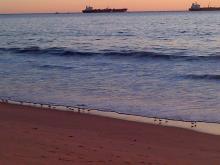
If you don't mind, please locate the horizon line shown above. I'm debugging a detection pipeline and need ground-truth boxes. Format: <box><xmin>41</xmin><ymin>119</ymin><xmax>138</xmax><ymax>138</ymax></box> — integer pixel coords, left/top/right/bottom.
<box><xmin>0</xmin><ymin>10</ymin><xmax>189</xmax><ymax>15</ymax></box>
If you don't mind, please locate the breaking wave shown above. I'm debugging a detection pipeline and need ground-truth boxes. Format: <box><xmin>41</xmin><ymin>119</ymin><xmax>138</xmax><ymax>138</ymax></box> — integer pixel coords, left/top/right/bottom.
<box><xmin>183</xmin><ymin>74</ymin><xmax>220</xmax><ymax>80</ymax></box>
<box><xmin>37</xmin><ymin>64</ymin><xmax>74</xmax><ymax>70</ymax></box>
<box><xmin>1</xmin><ymin>46</ymin><xmax>220</xmax><ymax>61</ymax></box>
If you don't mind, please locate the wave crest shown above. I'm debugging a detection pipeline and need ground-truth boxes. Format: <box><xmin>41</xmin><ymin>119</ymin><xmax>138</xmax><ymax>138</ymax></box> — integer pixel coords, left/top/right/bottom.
<box><xmin>184</xmin><ymin>74</ymin><xmax>220</xmax><ymax>80</ymax></box>
<box><xmin>1</xmin><ymin>46</ymin><xmax>220</xmax><ymax>61</ymax></box>
<box><xmin>38</xmin><ymin>64</ymin><xmax>73</xmax><ymax>70</ymax></box>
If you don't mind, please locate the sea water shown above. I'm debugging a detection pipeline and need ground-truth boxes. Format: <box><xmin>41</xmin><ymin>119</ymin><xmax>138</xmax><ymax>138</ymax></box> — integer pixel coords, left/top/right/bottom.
<box><xmin>1</xmin><ymin>12</ymin><xmax>220</xmax><ymax>122</ymax></box>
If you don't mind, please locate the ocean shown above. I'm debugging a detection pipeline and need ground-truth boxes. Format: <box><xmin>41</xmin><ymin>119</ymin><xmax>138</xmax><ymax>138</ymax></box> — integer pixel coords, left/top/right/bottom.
<box><xmin>1</xmin><ymin>12</ymin><xmax>220</xmax><ymax>122</ymax></box>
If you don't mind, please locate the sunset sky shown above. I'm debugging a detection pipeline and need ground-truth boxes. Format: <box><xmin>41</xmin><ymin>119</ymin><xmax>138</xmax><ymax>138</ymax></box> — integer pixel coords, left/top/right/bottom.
<box><xmin>1</xmin><ymin>0</ymin><xmax>220</xmax><ymax>13</ymax></box>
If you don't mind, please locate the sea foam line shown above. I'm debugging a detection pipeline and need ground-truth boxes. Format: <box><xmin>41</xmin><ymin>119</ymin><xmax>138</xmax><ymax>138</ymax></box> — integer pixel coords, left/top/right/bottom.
<box><xmin>1</xmin><ymin>99</ymin><xmax>220</xmax><ymax>136</ymax></box>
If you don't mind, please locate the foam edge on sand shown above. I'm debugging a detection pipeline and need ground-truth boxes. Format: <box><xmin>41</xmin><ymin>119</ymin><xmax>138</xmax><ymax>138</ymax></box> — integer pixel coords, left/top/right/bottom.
<box><xmin>1</xmin><ymin>99</ymin><xmax>220</xmax><ymax>136</ymax></box>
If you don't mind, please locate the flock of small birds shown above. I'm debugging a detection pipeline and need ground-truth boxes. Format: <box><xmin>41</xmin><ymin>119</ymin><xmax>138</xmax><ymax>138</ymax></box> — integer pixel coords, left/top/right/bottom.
<box><xmin>191</xmin><ymin>121</ymin><xmax>197</xmax><ymax>128</ymax></box>
<box><xmin>1</xmin><ymin>98</ymin><xmax>198</xmax><ymax>129</ymax></box>
<box><xmin>154</xmin><ymin>118</ymin><xmax>169</xmax><ymax>125</ymax></box>
<box><xmin>153</xmin><ymin>117</ymin><xmax>198</xmax><ymax>128</ymax></box>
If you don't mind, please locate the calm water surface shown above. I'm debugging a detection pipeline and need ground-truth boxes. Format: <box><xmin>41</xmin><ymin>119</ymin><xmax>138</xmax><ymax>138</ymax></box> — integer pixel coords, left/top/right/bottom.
<box><xmin>1</xmin><ymin>12</ymin><xmax>220</xmax><ymax>122</ymax></box>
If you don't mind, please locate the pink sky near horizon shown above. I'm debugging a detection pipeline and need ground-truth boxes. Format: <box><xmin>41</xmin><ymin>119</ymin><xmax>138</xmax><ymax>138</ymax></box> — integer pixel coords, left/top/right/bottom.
<box><xmin>0</xmin><ymin>0</ymin><xmax>220</xmax><ymax>13</ymax></box>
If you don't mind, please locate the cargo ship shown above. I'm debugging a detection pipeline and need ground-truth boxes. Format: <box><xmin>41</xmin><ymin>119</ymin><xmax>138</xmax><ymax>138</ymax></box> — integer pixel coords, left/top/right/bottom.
<box><xmin>189</xmin><ymin>2</ymin><xmax>220</xmax><ymax>11</ymax></box>
<box><xmin>82</xmin><ymin>6</ymin><xmax>127</xmax><ymax>13</ymax></box>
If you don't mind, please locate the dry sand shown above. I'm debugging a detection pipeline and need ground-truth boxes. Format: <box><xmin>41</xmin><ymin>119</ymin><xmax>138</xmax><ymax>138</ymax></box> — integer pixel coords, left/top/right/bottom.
<box><xmin>0</xmin><ymin>102</ymin><xmax>220</xmax><ymax>165</ymax></box>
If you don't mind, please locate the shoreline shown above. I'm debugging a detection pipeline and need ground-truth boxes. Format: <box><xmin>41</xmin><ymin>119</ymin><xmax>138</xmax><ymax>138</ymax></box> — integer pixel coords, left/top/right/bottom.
<box><xmin>0</xmin><ymin>101</ymin><xmax>220</xmax><ymax>164</ymax></box>
<box><xmin>1</xmin><ymin>99</ymin><xmax>220</xmax><ymax>136</ymax></box>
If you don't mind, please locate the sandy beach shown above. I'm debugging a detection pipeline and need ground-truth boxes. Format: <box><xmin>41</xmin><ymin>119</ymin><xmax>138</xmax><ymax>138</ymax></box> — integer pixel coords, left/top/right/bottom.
<box><xmin>0</xmin><ymin>102</ymin><xmax>220</xmax><ymax>165</ymax></box>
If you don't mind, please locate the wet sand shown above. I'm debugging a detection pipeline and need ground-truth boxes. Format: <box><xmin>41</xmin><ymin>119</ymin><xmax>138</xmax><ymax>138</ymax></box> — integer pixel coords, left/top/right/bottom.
<box><xmin>0</xmin><ymin>102</ymin><xmax>220</xmax><ymax>164</ymax></box>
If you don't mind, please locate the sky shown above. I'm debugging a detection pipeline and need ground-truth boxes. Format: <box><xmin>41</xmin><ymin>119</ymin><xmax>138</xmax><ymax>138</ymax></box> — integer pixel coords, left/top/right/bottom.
<box><xmin>0</xmin><ymin>0</ymin><xmax>220</xmax><ymax>14</ymax></box>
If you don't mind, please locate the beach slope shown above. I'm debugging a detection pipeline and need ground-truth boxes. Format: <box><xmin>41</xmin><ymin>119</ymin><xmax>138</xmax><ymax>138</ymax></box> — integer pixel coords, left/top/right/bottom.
<box><xmin>0</xmin><ymin>102</ymin><xmax>220</xmax><ymax>164</ymax></box>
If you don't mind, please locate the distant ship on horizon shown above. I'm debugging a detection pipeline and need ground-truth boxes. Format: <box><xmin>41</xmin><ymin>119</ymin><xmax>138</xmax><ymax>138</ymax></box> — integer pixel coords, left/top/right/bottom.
<box><xmin>189</xmin><ymin>2</ymin><xmax>220</xmax><ymax>11</ymax></box>
<box><xmin>82</xmin><ymin>6</ymin><xmax>127</xmax><ymax>13</ymax></box>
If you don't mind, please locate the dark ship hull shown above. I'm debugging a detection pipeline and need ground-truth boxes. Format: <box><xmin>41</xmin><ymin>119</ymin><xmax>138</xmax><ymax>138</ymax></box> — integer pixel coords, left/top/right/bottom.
<box><xmin>189</xmin><ymin>7</ymin><xmax>220</xmax><ymax>11</ymax></box>
<box><xmin>82</xmin><ymin>8</ymin><xmax>127</xmax><ymax>13</ymax></box>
